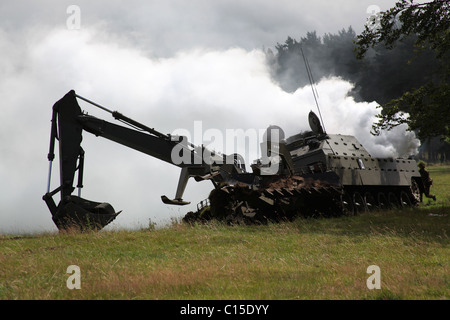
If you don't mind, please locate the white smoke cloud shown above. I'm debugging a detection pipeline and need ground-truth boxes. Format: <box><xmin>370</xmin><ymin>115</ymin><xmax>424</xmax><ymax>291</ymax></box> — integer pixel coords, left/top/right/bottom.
<box><xmin>0</xmin><ymin>26</ymin><xmax>419</xmax><ymax>234</ymax></box>
<box><xmin>290</xmin><ymin>77</ymin><xmax>420</xmax><ymax>158</ymax></box>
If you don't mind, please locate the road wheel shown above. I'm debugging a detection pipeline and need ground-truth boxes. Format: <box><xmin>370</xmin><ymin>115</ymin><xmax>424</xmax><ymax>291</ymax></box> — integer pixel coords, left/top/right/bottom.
<box><xmin>388</xmin><ymin>192</ymin><xmax>401</xmax><ymax>208</ymax></box>
<box><xmin>341</xmin><ymin>192</ymin><xmax>355</xmax><ymax>215</ymax></box>
<box><xmin>377</xmin><ymin>192</ymin><xmax>389</xmax><ymax>209</ymax></box>
<box><xmin>400</xmin><ymin>190</ymin><xmax>413</xmax><ymax>207</ymax></box>
<box><xmin>364</xmin><ymin>192</ymin><xmax>377</xmax><ymax>211</ymax></box>
<box><xmin>353</xmin><ymin>192</ymin><xmax>368</xmax><ymax>214</ymax></box>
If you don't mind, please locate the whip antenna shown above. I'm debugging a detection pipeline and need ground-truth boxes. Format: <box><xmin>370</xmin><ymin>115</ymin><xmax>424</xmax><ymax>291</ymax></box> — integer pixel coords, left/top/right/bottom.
<box><xmin>300</xmin><ymin>46</ymin><xmax>326</xmax><ymax>134</ymax></box>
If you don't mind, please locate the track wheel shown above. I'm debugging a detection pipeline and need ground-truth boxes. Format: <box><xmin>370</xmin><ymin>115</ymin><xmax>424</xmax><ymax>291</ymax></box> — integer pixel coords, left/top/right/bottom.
<box><xmin>377</xmin><ymin>192</ymin><xmax>389</xmax><ymax>210</ymax></box>
<box><xmin>400</xmin><ymin>191</ymin><xmax>413</xmax><ymax>207</ymax></box>
<box><xmin>353</xmin><ymin>192</ymin><xmax>368</xmax><ymax>214</ymax></box>
<box><xmin>388</xmin><ymin>192</ymin><xmax>401</xmax><ymax>208</ymax></box>
<box><xmin>364</xmin><ymin>192</ymin><xmax>377</xmax><ymax>211</ymax></box>
<box><xmin>341</xmin><ymin>192</ymin><xmax>355</xmax><ymax>215</ymax></box>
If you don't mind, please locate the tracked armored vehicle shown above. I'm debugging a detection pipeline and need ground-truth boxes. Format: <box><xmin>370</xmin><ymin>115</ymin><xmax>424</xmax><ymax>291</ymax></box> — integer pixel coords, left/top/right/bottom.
<box><xmin>186</xmin><ymin>111</ymin><xmax>422</xmax><ymax>223</ymax></box>
<box><xmin>44</xmin><ymin>91</ymin><xmax>423</xmax><ymax>230</ymax></box>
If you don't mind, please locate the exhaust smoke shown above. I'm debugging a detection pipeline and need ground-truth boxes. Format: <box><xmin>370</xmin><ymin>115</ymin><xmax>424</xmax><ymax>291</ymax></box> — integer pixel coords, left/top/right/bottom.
<box><xmin>0</xmin><ymin>27</ymin><xmax>419</xmax><ymax>234</ymax></box>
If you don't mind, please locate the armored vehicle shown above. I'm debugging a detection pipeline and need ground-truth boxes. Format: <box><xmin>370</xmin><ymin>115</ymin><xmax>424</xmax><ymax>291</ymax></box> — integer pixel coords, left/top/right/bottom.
<box><xmin>186</xmin><ymin>111</ymin><xmax>422</xmax><ymax>223</ymax></box>
<box><xmin>43</xmin><ymin>91</ymin><xmax>422</xmax><ymax>230</ymax></box>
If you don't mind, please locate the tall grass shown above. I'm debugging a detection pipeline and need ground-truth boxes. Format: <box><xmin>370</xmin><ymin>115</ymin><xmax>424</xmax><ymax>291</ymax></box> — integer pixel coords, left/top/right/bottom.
<box><xmin>0</xmin><ymin>166</ymin><xmax>448</xmax><ymax>300</ymax></box>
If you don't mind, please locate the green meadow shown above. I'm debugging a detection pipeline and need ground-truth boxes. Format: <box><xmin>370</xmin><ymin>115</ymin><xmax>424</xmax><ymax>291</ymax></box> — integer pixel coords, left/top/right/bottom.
<box><xmin>1</xmin><ymin>165</ymin><xmax>448</xmax><ymax>300</ymax></box>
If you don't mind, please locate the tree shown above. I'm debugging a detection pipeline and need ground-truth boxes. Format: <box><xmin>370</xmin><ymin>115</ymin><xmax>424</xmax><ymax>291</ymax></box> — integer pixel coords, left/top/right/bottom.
<box><xmin>354</xmin><ymin>0</ymin><xmax>450</xmax><ymax>141</ymax></box>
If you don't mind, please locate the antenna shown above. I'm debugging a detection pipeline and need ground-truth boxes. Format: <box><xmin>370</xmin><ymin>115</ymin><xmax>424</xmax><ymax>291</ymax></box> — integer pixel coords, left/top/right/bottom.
<box><xmin>300</xmin><ymin>46</ymin><xmax>326</xmax><ymax>134</ymax></box>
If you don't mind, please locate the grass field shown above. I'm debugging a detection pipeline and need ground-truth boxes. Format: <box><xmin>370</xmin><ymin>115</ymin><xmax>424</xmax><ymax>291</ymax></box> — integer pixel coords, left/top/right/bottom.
<box><xmin>0</xmin><ymin>165</ymin><xmax>448</xmax><ymax>300</ymax></box>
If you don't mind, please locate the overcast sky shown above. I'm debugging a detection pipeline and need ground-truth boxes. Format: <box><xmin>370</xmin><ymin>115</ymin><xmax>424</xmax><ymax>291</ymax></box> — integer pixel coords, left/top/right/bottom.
<box><xmin>1</xmin><ymin>0</ymin><xmax>419</xmax><ymax>234</ymax></box>
<box><xmin>0</xmin><ymin>0</ymin><xmax>400</xmax><ymax>55</ymax></box>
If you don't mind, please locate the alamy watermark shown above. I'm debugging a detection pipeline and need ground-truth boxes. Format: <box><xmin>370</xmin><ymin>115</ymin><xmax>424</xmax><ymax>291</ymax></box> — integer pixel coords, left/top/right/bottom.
<box><xmin>169</xmin><ymin>122</ymin><xmax>282</xmax><ymax>175</ymax></box>
<box><xmin>366</xmin><ymin>5</ymin><xmax>382</xmax><ymax>32</ymax></box>
<box><xmin>65</xmin><ymin>264</ymin><xmax>381</xmax><ymax>291</ymax></box>
<box><xmin>66</xmin><ymin>265</ymin><xmax>81</xmax><ymax>289</ymax></box>
<box><xmin>66</xmin><ymin>5</ymin><xmax>81</xmax><ymax>30</ymax></box>
<box><xmin>365</xmin><ymin>4</ymin><xmax>402</xmax><ymax>33</ymax></box>
<box><xmin>366</xmin><ymin>265</ymin><xmax>381</xmax><ymax>290</ymax></box>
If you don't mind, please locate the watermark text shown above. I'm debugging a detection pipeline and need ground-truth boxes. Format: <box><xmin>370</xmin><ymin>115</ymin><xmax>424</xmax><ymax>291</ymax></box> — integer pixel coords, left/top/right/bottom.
<box><xmin>66</xmin><ymin>5</ymin><xmax>81</xmax><ymax>30</ymax></box>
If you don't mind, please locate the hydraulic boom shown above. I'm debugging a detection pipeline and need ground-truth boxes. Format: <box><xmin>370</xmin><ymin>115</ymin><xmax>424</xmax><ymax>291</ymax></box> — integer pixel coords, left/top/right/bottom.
<box><xmin>43</xmin><ymin>90</ymin><xmax>245</xmax><ymax>230</ymax></box>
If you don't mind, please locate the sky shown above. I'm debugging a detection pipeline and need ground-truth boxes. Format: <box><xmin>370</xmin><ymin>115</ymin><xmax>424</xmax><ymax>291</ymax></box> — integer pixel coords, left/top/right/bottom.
<box><xmin>0</xmin><ymin>0</ymin><xmax>420</xmax><ymax>234</ymax></box>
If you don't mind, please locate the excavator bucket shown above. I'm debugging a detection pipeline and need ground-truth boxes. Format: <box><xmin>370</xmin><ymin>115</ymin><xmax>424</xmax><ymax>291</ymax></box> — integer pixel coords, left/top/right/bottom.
<box><xmin>50</xmin><ymin>196</ymin><xmax>121</xmax><ymax>231</ymax></box>
<box><xmin>44</xmin><ymin>90</ymin><xmax>122</xmax><ymax>231</ymax></box>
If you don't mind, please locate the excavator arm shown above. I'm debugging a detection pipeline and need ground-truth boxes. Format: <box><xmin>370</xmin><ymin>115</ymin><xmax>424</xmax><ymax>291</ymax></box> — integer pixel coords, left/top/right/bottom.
<box><xmin>43</xmin><ymin>90</ymin><xmax>222</xmax><ymax>231</ymax></box>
